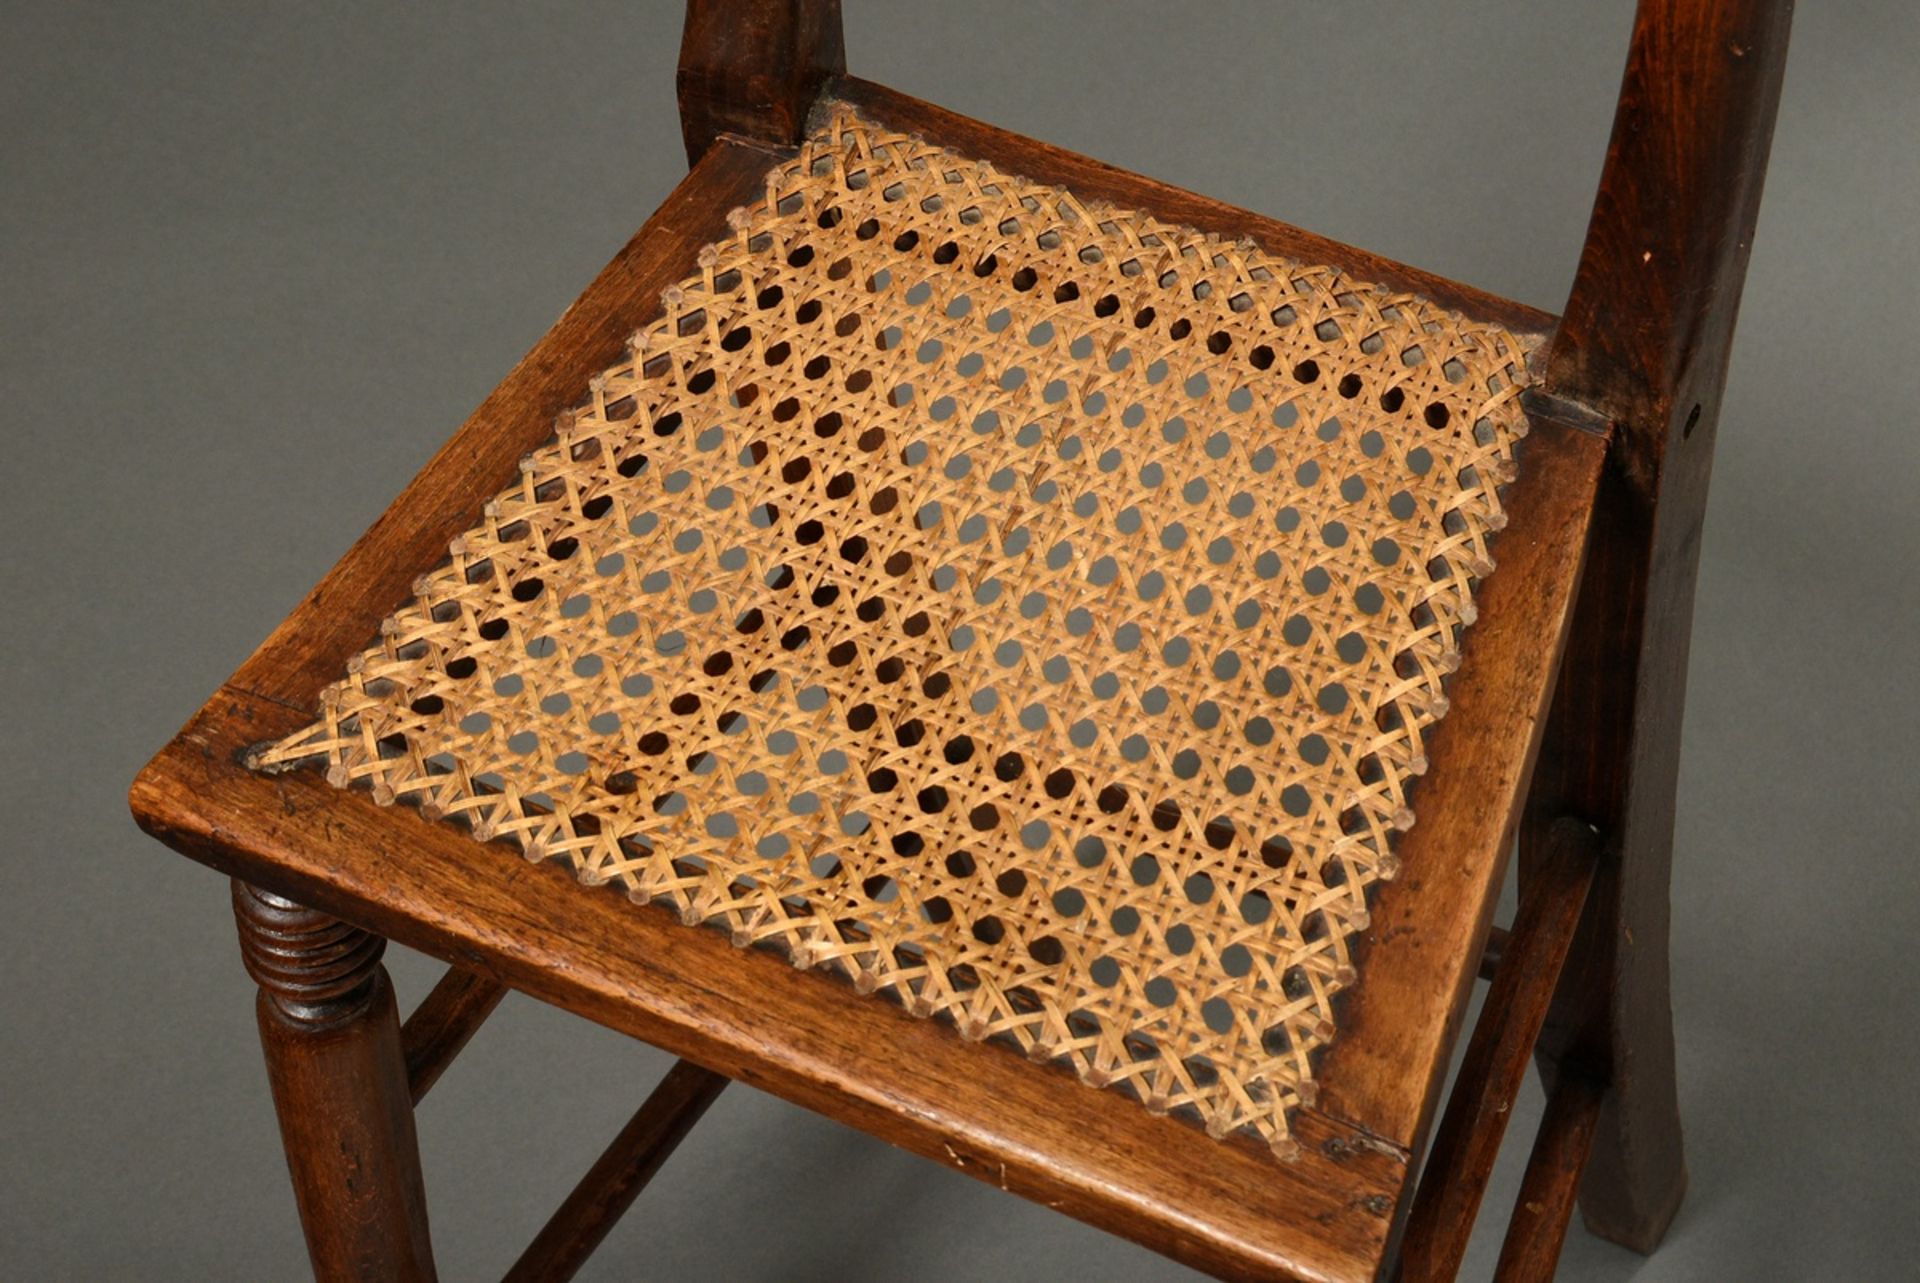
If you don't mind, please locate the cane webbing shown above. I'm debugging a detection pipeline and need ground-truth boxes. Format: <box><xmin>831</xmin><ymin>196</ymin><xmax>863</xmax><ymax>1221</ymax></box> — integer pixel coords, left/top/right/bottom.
<box><xmin>255</xmin><ymin>106</ymin><xmax>1535</xmax><ymax>1154</ymax></box>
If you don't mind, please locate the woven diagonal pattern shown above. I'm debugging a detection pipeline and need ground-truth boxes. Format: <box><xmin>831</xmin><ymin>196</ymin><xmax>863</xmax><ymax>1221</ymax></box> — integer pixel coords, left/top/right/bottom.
<box><xmin>256</xmin><ymin>107</ymin><xmax>1535</xmax><ymax>1154</ymax></box>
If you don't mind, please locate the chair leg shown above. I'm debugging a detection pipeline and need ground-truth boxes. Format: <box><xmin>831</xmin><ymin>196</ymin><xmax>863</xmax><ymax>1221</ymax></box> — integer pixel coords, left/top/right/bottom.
<box><xmin>233</xmin><ymin>880</ymin><xmax>437</xmax><ymax>1281</ymax></box>
<box><xmin>1521</xmin><ymin>471</ymin><xmax>1695</xmax><ymax>1253</ymax></box>
<box><xmin>1540</xmin><ymin>854</ymin><xmax>1687</xmax><ymax>1253</ymax></box>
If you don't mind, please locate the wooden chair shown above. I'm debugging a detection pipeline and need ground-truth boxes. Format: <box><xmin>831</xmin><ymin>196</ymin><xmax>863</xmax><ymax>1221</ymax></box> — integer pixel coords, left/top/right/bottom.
<box><xmin>129</xmin><ymin>3</ymin><xmax>1792</xmax><ymax>1278</ymax></box>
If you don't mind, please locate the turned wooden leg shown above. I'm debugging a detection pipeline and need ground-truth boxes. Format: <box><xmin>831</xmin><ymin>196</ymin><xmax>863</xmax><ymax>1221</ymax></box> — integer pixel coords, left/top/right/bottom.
<box><xmin>233</xmin><ymin>880</ymin><xmax>437</xmax><ymax>1281</ymax></box>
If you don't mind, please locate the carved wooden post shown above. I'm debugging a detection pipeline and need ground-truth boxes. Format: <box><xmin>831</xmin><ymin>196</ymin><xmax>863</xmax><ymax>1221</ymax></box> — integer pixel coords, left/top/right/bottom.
<box><xmin>677</xmin><ymin>0</ymin><xmax>845</xmax><ymax>164</ymax></box>
<box><xmin>233</xmin><ymin>881</ymin><xmax>437</xmax><ymax>1281</ymax></box>
<box><xmin>1527</xmin><ymin>0</ymin><xmax>1792</xmax><ymax>1253</ymax></box>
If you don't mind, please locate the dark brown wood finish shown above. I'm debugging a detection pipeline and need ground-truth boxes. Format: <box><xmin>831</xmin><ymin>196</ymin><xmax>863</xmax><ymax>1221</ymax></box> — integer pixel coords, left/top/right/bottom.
<box><xmin>820</xmin><ymin>72</ymin><xmax>1611</xmax><ymax>1170</ymax></box>
<box><xmin>401</xmin><ymin>966</ymin><xmax>509</xmax><ymax>1105</ymax></box>
<box><xmin>145</xmin><ymin>685</ymin><xmax>1405</xmax><ymax>1282</ymax></box>
<box><xmin>1546</xmin><ymin>0</ymin><xmax>1794</xmax><ymax>447</ymax></box>
<box><xmin>233</xmin><ymin>881</ymin><xmax>436</xmax><ymax>1282</ymax></box>
<box><xmin>503</xmin><ymin>1060</ymin><xmax>730</xmax><ymax>1283</ymax></box>
<box><xmin>1493</xmin><ymin>1074</ymin><xmax>1605</xmax><ymax>1283</ymax></box>
<box><xmin>220</xmin><ymin>62</ymin><xmax>1594</xmax><ymax>1151</ymax></box>
<box><xmin>1395</xmin><ymin>819</ymin><xmax>1598</xmax><ymax>1282</ymax></box>
<box><xmin>136</xmin><ymin>414</ymin><xmax>1605</xmax><ymax>1283</ymax></box>
<box><xmin>128</xmin><ymin>94</ymin><xmax>1616</xmax><ymax>1278</ymax></box>
<box><xmin>819</xmin><ymin>70</ymin><xmax>1607</xmax><ymax>1161</ymax></box>
<box><xmin>127</xmin><ymin>4</ymin><xmax>1797</xmax><ymax>1272</ymax></box>
<box><xmin>1527</xmin><ymin>0</ymin><xmax>1793</xmax><ymax>1252</ymax></box>
<box><xmin>1308</xmin><ymin>416</ymin><xmax>1602</xmax><ymax>1160</ymax></box>
<box><xmin>678</xmin><ymin>0</ymin><xmax>845</xmax><ymax>164</ymax></box>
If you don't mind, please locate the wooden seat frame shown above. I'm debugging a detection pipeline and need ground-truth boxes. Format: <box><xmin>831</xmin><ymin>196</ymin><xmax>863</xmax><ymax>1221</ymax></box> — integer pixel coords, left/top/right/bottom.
<box><xmin>129</xmin><ymin>3</ymin><xmax>1792</xmax><ymax>1279</ymax></box>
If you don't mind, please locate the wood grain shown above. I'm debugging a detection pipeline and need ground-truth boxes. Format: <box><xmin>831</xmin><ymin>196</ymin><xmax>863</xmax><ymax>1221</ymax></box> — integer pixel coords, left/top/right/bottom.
<box><xmin>678</xmin><ymin>0</ymin><xmax>844</xmax><ymax>164</ymax></box>
<box><xmin>140</xmin><ymin>688</ymin><xmax>1406</xmax><ymax>1282</ymax></box>
<box><xmin>120</xmin><ymin>17</ymin><xmax>1804</xmax><ymax>1272</ymax></box>
<box><xmin>1492</xmin><ymin>1073</ymin><xmax>1604</xmax><ymax>1283</ymax></box>
<box><xmin>1528</xmin><ymin>0</ymin><xmax>1793</xmax><ymax>1251</ymax></box>
<box><xmin>1312</xmin><ymin>416</ymin><xmax>1605</xmax><ymax>1156</ymax></box>
<box><xmin>827</xmin><ymin>74</ymin><xmax>1613</xmax><ymax>1168</ymax></box>
<box><xmin>1546</xmin><ymin>0</ymin><xmax>1794</xmax><ymax>469</ymax></box>
<box><xmin>1394</xmin><ymin>819</ymin><xmax>1597</xmax><ymax>1282</ymax></box>
<box><xmin>128</xmin><ymin>74</ymin><xmax>1624</xmax><ymax>1282</ymax></box>
<box><xmin>401</xmin><ymin>966</ymin><xmax>509</xmax><ymax>1105</ymax></box>
<box><xmin>234</xmin><ymin>882</ymin><xmax>437</xmax><ymax>1281</ymax></box>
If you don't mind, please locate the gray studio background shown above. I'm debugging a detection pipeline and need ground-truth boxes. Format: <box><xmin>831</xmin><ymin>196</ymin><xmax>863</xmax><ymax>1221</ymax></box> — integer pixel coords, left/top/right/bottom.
<box><xmin>5</xmin><ymin>2</ymin><xmax>1916</xmax><ymax>1279</ymax></box>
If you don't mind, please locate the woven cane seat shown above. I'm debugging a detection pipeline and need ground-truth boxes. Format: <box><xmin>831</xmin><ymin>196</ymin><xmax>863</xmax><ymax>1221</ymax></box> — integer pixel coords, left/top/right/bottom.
<box><xmin>255</xmin><ymin>107</ymin><xmax>1535</xmax><ymax>1155</ymax></box>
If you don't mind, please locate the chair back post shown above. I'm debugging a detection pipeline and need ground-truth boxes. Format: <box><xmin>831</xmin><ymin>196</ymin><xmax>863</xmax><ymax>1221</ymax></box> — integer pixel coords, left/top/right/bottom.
<box><xmin>677</xmin><ymin>0</ymin><xmax>845</xmax><ymax>165</ymax></box>
<box><xmin>1547</xmin><ymin>0</ymin><xmax>1794</xmax><ymax>478</ymax></box>
<box><xmin>1522</xmin><ymin>0</ymin><xmax>1792</xmax><ymax>1254</ymax></box>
